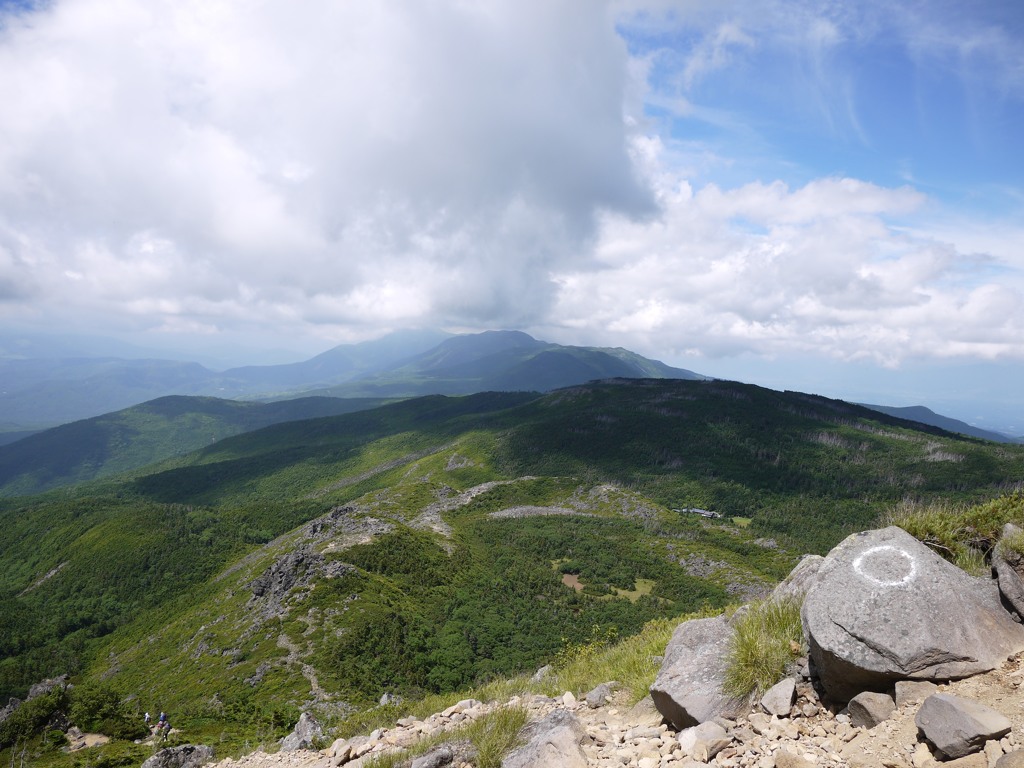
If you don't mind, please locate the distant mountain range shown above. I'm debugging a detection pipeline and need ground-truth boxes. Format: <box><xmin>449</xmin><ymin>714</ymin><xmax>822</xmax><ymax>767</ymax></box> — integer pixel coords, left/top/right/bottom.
<box><xmin>2</xmin><ymin>328</ymin><xmax>1017</xmax><ymax>449</ymax></box>
<box><xmin>859</xmin><ymin>403</ymin><xmax>1018</xmax><ymax>444</ymax></box>
<box><xmin>0</xmin><ymin>329</ymin><xmax>706</xmax><ymax>431</ymax></box>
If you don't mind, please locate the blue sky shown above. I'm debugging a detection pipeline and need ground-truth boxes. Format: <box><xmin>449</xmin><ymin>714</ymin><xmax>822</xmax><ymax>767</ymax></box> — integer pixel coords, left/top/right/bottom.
<box><xmin>0</xmin><ymin>0</ymin><xmax>1022</xmax><ymax>431</ymax></box>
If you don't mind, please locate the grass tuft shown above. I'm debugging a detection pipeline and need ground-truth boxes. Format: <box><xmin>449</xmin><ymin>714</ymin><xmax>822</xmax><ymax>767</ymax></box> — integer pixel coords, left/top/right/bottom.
<box><xmin>464</xmin><ymin>705</ymin><xmax>529</xmax><ymax>768</ymax></box>
<box><xmin>723</xmin><ymin>597</ymin><xmax>803</xmax><ymax>699</ymax></box>
<box><xmin>883</xmin><ymin>492</ymin><xmax>1024</xmax><ymax>572</ymax></box>
<box><xmin>996</xmin><ymin>527</ymin><xmax>1024</xmax><ymax>561</ymax></box>
<box><xmin>363</xmin><ymin>705</ymin><xmax>527</xmax><ymax>768</ymax></box>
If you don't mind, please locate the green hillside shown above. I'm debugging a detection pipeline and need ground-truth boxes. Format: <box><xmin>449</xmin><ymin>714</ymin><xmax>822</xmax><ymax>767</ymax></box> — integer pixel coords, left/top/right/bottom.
<box><xmin>0</xmin><ymin>395</ymin><xmax>392</xmax><ymax>497</ymax></box>
<box><xmin>2</xmin><ymin>378</ymin><xmax>1023</xmax><ymax>764</ymax></box>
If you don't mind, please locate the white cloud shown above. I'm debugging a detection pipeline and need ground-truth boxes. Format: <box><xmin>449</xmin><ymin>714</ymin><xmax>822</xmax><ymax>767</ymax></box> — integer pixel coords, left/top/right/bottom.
<box><xmin>0</xmin><ymin>0</ymin><xmax>651</xmax><ymax>340</ymax></box>
<box><xmin>0</xmin><ymin>0</ymin><xmax>1021</xmax><ymax>379</ymax></box>
<box><xmin>550</xmin><ymin>139</ymin><xmax>1024</xmax><ymax>365</ymax></box>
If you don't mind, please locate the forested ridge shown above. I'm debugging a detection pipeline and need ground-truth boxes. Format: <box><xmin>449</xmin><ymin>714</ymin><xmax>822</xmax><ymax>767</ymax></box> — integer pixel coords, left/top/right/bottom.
<box><xmin>2</xmin><ymin>378</ymin><xmax>1023</xmax><ymax>765</ymax></box>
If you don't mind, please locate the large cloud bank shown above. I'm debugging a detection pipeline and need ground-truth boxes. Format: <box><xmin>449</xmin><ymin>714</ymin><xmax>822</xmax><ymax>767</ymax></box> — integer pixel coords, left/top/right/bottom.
<box><xmin>0</xmin><ymin>0</ymin><xmax>1022</xmax><ymax>367</ymax></box>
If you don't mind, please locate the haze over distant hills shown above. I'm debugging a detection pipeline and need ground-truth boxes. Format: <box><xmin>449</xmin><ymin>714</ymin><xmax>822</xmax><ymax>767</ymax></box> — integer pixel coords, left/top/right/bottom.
<box><xmin>1</xmin><ymin>327</ymin><xmax>1018</xmax><ymax>445</ymax></box>
<box><xmin>0</xmin><ymin>329</ymin><xmax>706</xmax><ymax>431</ymax></box>
<box><xmin>858</xmin><ymin>403</ymin><xmax>1017</xmax><ymax>444</ymax></box>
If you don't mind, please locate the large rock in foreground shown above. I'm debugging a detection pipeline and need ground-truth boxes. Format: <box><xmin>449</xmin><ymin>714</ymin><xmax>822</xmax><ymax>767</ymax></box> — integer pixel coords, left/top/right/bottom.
<box><xmin>993</xmin><ymin>523</ymin><xmax>1024</xmax><ymax>619</ymax></box>
<box><xmin>915</xmin><ymin>693</ymin><xmax>1012</xmax><ymax>759</ymax></box>
<box><xmin>501</xmin><ymin>709</ymin><xmax>588</xmax><ymax>768</ymax></box>
<box><xmin>802</xmin><ymin>527</ymin><xmax>1024</xmax><ymax>702</ymax></box>
<box><xmin>649</xmin><ymin>614</ymin><xmax>747</xmax><ymax>729</ymax></box>
<box><xmin>141</xmin><ymin>745</ymin><xmax>214</xmax><ymax>768</ymax></box>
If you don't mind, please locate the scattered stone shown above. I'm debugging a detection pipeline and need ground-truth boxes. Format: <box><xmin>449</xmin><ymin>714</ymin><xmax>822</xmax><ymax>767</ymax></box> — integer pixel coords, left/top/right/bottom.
<box><xmin>986</xmin><ymin>739</ymin><xmax>1006</xmax><ymax>768</ymax></box>
<box><xmin>531</xmin><ymin>665</ymin><xmax>553</xmax><ymax>682</ymax></box>
<box><xmin>895</xmin><ymin>681</ymin><xmax>939</xmax><ymax>708</ymax></box>
<box><xmin>912</xmin><ymin>741</ymin><xmax>935</xmax><ymax>768</ymax></box>
<box><xmin>847</xmin><ymin>691</ymin><xmax>896</xmax><ymax>729</ymax></box>
<box><xmin>626</xmin><ymin>696</ymin><xmax>665</xmax><ymax>728</ymax></box>
<box><xmin>761</xmin><ymin>678</ymin><xmax>797</xmax><ymax>718</ymax></box>
<box><xmin>586</xmin><ymin>682</ymin><xmax>616</xmax><ymax>709</ymax></box>
<box><xmin>995</xmin><ymin>752</ymin><xmax>1024</xmax><ymax>768</ymax></box>
<box><xmin>993</xmin><ymin>524</ymin><xmax>1024</xmax><ymax>620</ymax></box>
<box><xmin>772</xmin><ymin>555</ymin><xmax>825</xmax><ymax>602</ymax></box>
<box><xmin>943</xmin><ymin>754</ymin><xmax>990</xmax><ymax>768</ymax></box>
<box><xmin>915</xmin><ymin>693</ymin><xmax>1012</xmax><ymax>759</ymax></box>
<box><xmin>678</xmin><ymin>720</ymin><xmax>732</xmax><ymax>762</ymax></box>
<box><xmin>775</xmin><ymin>747</ymin><xmax>816</xmax><ymax>768</ymax></box>
<box><xmin>411</xmin><ymin>744</ymin><xmax>456</xmax><ymax>768</ymax></box>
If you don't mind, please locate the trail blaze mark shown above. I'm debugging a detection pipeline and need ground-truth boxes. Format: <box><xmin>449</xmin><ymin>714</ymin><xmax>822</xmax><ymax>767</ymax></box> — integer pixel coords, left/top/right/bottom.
<box><xmin>853</xmin><ymin>545</ymin><xmax>917</xmax><ymax>587</ymax></box>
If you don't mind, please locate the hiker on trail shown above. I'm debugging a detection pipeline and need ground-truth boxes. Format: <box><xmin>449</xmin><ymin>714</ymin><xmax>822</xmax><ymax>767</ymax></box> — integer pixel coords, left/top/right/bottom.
<box><xmin>159</xmin><ymin>711</ymin><xmax>166</xmax><ymax>724</ymax></box>
<box><xmin>159</xmin><ymin>721</ymin><xmax>170</xmax><ymax>742</ymax></box>
<box><xmin>144</xmin><ymin>711</ymin><xmax>150</xmax><ymax>725</ymax></box>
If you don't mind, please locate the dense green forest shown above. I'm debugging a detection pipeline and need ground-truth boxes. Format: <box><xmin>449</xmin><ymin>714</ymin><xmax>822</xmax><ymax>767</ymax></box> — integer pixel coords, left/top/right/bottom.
<box><xmin>2</xmin><ymin>378</ymin><xmax>1023</xmax><ymax>765</ymax></box>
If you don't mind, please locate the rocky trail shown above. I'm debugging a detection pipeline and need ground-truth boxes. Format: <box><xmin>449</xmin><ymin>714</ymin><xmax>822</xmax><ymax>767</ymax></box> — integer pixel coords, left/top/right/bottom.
<box><xmin>172</xmin><ymin>649</ymin><xmax>1024</xmax><ymax>768</ymax></box>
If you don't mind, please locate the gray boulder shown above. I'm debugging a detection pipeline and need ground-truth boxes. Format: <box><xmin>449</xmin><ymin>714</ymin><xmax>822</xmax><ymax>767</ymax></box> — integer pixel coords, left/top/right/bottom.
<box><xmin>531</xmin><ymin>665</ymin><xmax>553</xmax><ymax>683</ymax></box>
<box><xmin>280</xmin><ymin>711</ymin><xmax>323</xmax><ymax>751</ymax></box>
<box><xmin>802</xmin><ymin>526</ymin><xmax>1024</xmax><ymax>702</ymax></box>
<box><xmin>501</xmin><ymin>709</ymin><xmax>588</xmax><ymax>768</ymax></box>
<box><xmin>650</xmin><ymin>614</ymin><xmax>747</xmax><ymax>729</ymax></box>
<box><xmin>140</xmin><ymin>744</ymin><xmax>215</xmax><ymax>768</ymax></box>
<box><xmin>411</xmin><ymin>744</ymin><xmax>457</xmax><ymax>768</ymax></box>
<box><xmin>894</xmin><ymin>680</ymin><xmax>938</xmax><ymax>707</ymax></box>
<box><xmin>677</xmin><ymin>720</ymin><xmax>732</xmax><ymax>761</ymax></box>
<box><xmin>993</xmin><ymin>523</ymin><xmax>1024</xmax><ymax>619</ymax></box>
<box><xmin>0</xmin><ymin>698</ymin><xmax>20</xmax><ymax>727</ymax></box>
<box><xmin>760</xmin><ymin>678</ymin><xmax>796</xmax><ymax>718</ymax></box>
<box><xmin>585</xmin><ymin>682</ymin><xmax>615</xmax><ymax>709</ymax></box>
<box><xmin>846</xmin><ymin>691</ymin><xmax>896</xmax><ymax>728</ymax></box>
<box><xmin>996</xmin><ymin>752</ymin><xmax>1024</xmax><ymax>768</ymax></box>
<box><xmin>915</xmin><ymin>693</ymin><xmax>1012</xmax><ymax>759</ymax></box>
<box><xmin>772</xmin><ymin>555</ymin><xmax>824</xmax><ymax>602</ymax></box>
<box><xmin>27</xmin><ymin>675</ymin><xmax>69</xmax><ymax>700</ymax></box>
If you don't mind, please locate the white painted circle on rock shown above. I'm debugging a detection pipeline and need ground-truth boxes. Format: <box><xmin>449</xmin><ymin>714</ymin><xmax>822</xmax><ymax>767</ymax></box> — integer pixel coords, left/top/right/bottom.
<box><xmin>852</xmin><ymin>545</ymin><xmax>917</xmax><ymax>587</ymax></box>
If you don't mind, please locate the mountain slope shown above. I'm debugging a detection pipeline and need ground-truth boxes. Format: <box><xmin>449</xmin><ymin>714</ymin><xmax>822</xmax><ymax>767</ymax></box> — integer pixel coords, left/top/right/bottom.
<box><xmin>220</xmin><ymin>328</ymin><xmax>452</xmax><ymax>389</ymax></box>
<box><xmin>2</xmin><ymin>379</ymin><xmax>1023</xmax><ymax>739</ymax></box>
<box><xmin>0</xmin><ymin>395</ymin><xmax>392</xmax><ymax>497</ymax></box>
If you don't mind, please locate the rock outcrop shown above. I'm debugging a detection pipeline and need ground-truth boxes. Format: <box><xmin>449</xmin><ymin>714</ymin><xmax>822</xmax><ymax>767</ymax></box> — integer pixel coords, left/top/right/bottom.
<box><xmin>141</xmin><ymin>744</ymin><xmax>215</xmax><ymax>768</ymax></box>
<box><xmin>993</xmin><ymin>523</ymin><xmax>1024</xmax><ymax>618</ymax></box>
<box><xmin>801</xmin><ymin>526</ymin><xmax>1024</xmax><ymax>702</ymax></box>
<box><xmin>280</xmin><ymin>711</ymin><xmax>323</xmax><ymax>752</ymax></box>
<box><xmin>649</xmin><ymin>613</ymin><xmax>748</xmax><ymax>729</ymax></box>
